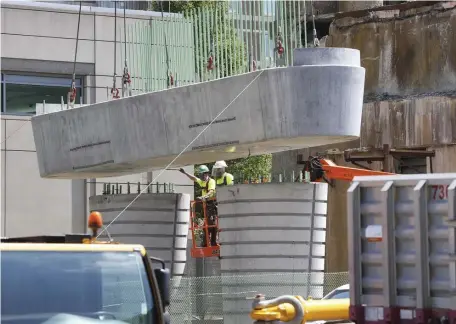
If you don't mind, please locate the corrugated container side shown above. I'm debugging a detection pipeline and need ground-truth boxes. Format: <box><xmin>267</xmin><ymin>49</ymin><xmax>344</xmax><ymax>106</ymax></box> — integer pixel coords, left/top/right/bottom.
<box><xmin>347</xmin><ymin>174</ymin><xmax>456</xmax><ymax>324</ymax></box>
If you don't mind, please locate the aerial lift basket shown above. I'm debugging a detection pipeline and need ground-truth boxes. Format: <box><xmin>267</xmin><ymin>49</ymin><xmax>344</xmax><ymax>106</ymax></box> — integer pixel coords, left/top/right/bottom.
<box><xmin>190</xmin><ymin>198</ymin><xmax>220</xmax><ymax>258</ymax></box>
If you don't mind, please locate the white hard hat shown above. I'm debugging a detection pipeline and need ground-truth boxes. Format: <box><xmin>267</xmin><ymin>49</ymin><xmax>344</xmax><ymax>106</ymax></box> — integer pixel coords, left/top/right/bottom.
<box><xmin>213</xmin><ymin>160</ymin><xmax>228</xmax><ymax>168</ymax></box>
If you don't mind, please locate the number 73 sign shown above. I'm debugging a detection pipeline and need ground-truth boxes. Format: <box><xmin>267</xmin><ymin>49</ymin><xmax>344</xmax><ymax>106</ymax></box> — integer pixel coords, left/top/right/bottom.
<box><xmin>431</xmin><ymin>185</ymin><xmax>449</xmax><ymax>201</ymax></box>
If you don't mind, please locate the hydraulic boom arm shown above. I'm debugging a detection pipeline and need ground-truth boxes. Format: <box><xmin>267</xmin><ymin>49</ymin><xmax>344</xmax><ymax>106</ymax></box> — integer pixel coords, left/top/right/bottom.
<box><xmin>303</xmin><ymin>156</ymin><xmax>394</xmax><ymax>184</ymax></box>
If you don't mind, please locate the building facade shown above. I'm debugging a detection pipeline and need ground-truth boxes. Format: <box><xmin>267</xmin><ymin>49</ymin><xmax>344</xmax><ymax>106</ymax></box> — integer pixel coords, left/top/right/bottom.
<box><xmin>0</xmin><ymin>1</ymin><xmax>194</xmax><ymax>237</ymax></box>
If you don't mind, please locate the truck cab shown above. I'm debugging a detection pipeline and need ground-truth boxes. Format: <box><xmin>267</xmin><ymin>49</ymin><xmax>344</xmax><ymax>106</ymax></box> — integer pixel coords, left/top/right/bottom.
<box><xmin>1</xmin><ymin>212</ymin><xmax>171</xmax><ymax>324</ymax></box>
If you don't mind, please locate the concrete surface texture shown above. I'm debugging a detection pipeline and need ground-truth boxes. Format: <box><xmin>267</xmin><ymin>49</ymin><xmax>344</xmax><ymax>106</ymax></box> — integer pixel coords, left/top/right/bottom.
<box><xmin>0</xmin><ymin>115</ymin><xmax>87</xmax><ymax>237</ymax></box>
<box><xmin>216</xmin><ymin>182</ymin><xmax>328</xmax><ymax>324</ymax></box>
<box><xmin>327</xmin><ymin>1</ymin><xmax>456</xmax><ymax>98</ymax></box>
<box><xmin>89</xmin><ymin>192</ymin><xmax>190</xmax><ymax>285</ymax></box>
<box><xmin>361</xmin><ymin>96</ymin><xmax>456</xmax><ymax>148</ymax></box>
<box><xmin>338</xmin><ymin>1</ymin><xmax>384</xmax><ymax>12</ymax></box>
<box><xmin>31</xmin><ymin>47</ymin><xmax>365</xmax><ymax>179</ymax></box>
<box><xmin>270</xmin><ymin>140</ymin><xmax>359</xmax><ymax>273</ymax></box>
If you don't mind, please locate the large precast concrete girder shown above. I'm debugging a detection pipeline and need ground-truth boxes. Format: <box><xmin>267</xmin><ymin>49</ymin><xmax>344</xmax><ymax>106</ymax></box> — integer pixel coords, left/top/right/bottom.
<box><xmin>31</xmin><ymin>48</ymin><xmax>365</xmax><ymax>179</ymax></box>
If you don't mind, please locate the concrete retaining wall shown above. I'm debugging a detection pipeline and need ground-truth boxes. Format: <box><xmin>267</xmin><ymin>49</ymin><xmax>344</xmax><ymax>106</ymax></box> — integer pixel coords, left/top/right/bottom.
<box><xmin>327</xmin><ymin>2</ymin><xmax>456</xmax><ymax>97</ymax></box>
<box><xmin>89</xmin><ymin>193</ymin><xmax>190</xmax><ymax>285</ymax></box>
<box><xmin>217</xmin><ymin>183</ymin><xmax>328</xmax><ymax>324</ymax></box>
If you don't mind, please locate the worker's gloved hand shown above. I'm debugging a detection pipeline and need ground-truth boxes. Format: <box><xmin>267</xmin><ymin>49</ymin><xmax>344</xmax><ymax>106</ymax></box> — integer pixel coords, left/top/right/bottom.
<box><xmin>196</xmin><ymin>196</ymin><xmax>206</xmax><ymax>201</ymax></box>
<box><xmin>179</xmin><ymin>168</ymin><xmax>185</xmax><ymax>174</ymax></box>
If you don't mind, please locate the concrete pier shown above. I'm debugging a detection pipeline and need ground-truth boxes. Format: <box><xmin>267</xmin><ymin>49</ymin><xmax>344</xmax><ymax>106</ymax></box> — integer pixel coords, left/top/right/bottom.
<box><xmin>216</xmin><ymin>182</ymin><xmax>329</xmax><ymax>324</ymax></box>
<box><xmin>89</xmin><ymin>192</ymin><xmax>190</xmax><ymax>286</ymax></box>
<box><xmin>31</xmin><ymin>48</ymin><xmax>365</xmax><ymax>179</ymax></box>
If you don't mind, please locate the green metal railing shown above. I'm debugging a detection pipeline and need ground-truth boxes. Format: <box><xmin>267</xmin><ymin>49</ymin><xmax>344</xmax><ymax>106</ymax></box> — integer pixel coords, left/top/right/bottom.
<box><xmin>123</xmin><ymin>13</ymin><xmax>195</xmax><ymax>94</ymax></box>
<box><xmin>125</xmin><ymin>0</ymin><xmax>308</xmax><ymax>95</ymax></box>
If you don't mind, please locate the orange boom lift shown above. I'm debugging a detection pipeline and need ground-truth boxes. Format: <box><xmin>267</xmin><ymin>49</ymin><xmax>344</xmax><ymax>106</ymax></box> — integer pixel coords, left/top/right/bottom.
<box><xmin>189</xmin><ymin>155</ymin><xmax>394</xmax><ymax>259</ymax></box>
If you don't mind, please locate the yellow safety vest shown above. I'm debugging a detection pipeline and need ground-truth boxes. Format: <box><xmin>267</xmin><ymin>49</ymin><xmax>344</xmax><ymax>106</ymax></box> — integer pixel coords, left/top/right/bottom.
<box><xmin>196</xmin><ymin>178</ymin><xmax>216</xmax><ymax>197</ymax></box>
<box><xmin>216</xmin><ymin>173</ymin><xmax>234</xmax><ymax>186</ymax></box>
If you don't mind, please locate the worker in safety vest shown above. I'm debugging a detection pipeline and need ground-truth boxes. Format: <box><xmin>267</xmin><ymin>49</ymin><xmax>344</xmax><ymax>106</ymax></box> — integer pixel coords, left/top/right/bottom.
<box><xmin>179</xmin><ymin>165</ymin><xmax>218</xmax><ymax>246</ymax></box>
<box><xmin>179</xmin><ymin>165</ymin><xmax>215</xmax><ymax>199</ymax></box>
<box><xmin>212</xmin><ymin>160</ymin><xmax>234</xmax><ymax>186</ymax></box>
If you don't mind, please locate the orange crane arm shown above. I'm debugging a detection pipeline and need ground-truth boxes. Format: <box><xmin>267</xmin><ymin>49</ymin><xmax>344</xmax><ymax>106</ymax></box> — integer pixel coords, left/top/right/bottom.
<box><xmin>302</xmin><ymin>156</ymin><xmax>394</xmax><ymax>184</ymax></box>
<box><xmin>319</xmin><ymin>158</ymin><xmax>394</xmax><ymax>182</ymax></box>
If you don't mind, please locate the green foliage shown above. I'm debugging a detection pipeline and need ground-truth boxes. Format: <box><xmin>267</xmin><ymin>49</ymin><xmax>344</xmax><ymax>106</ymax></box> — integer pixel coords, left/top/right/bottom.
<box><xmin>150</xmin><ymin>1</ymin><xmax>216</xmax><ymax>14</ymax></box>
<box><xmin>226</xmin><ymin>155</ymin><xmax>273</xmax><ymax>180</ymax></box>
<box><xmin>193</xmin><ymin>154</ymin><xmax>272</xmax><ymax>197</ymax></box>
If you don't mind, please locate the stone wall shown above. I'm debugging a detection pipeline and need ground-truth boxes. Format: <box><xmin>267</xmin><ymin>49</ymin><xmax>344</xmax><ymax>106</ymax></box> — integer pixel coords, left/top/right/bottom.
<box><xmin>327</xmin><ymin>2</ymin><xmax>456</xmax><ymax>97</ymax></box>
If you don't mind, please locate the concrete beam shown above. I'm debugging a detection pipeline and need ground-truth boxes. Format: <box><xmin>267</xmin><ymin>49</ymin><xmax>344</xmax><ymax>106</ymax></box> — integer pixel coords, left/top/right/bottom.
<box><xmin>31</xmin><ymin>48</ymin><xmax>365</xmax><ymax>179</ymax></box>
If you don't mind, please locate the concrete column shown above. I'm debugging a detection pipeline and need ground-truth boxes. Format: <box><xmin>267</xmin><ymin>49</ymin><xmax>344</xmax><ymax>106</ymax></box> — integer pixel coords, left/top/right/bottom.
<box><xmin>89</xmin><ymin>192</ymin><xmax>190</xmax><ymax>281</ymax></box>
<box><xmin>71</xmin><ymin>179</ymin><xmax>87</xmax><ymax>233</ymax></box>
<box><xmin>217</xmin><ymin>182</ymin><xmax>328</xmax><ymax>324</ymax></box>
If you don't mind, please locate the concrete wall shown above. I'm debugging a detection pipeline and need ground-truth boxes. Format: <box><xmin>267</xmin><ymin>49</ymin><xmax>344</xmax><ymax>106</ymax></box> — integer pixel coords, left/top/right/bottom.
<box><xmin>361</xmin><ymin>96</ymin><xmax>456</xmax><ymax>147</ymax></box>
<box><xmin>338</xmin><ymin>1</ymin><xmax>384</xmax><ymax>12</ymax></box>
<box><xmin>0</xmin><ymin>115</ymin><xmax>87</xmax><ymax>236</ymax></box>
<box><xmin>217</xmin><ymin>183</ymin><xmax>328</xmax><ymax>324</ymax></box>
<box><xmin>89</xmin><ymin>192</ymin><xmax>190</xmax><ymax>284</ymax></box>
<box><xmin>326</xmin><ymin>1</ymin><xmax>456</xmax><ymax>97</ymax></box>
<box><xmin>0</xmin><ymin>1</ymin><xmax>194</xmax><ymax>236</ymax></box>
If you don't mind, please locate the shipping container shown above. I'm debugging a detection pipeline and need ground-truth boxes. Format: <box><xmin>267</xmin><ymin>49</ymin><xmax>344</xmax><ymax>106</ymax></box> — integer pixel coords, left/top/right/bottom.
<box><xmin>347</xmin><ymin>173</ymin><xmax>456</xmax><ymax>323</ymax></box>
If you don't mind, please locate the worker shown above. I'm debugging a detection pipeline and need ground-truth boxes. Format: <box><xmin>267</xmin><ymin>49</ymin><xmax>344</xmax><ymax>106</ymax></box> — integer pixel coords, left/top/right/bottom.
<box><xmin>179</xmin><ymin>165</ymin><xmax>218</xmax><ymax>247</ymax></box>
<box><xmin>212</xmin><ymin>160</ymin><xmax>234</xmax><ymax>186</ymax></box>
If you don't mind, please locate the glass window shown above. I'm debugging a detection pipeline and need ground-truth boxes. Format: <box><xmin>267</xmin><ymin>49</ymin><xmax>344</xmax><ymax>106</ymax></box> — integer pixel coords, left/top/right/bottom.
<box><xmin>4</xmin><ymin>83</ymin><xmax>82</xmax><ymax>115</ymax></box>
<box><xmin>3</xmin><ymin>74</ymin><xmax>81</xmax><ymax>87</ymax></box>
<box><xmin>1</xmin><ymin>251</ymin><xmax>155</xmax><ymax>324</ymax></box>
<box><xmin>1</xmin><ymin>73</ymin><xmax>5</xmax><ymax>113</ymax></box>
<box><xmin>325</xmin><ymin>289</ymin><xmax>350</xmax><ymax>300</ymax></box>
<box><xmin>2</xmin><ymin>74</ymin><xmax>82</xmax><ymax>116</ymax></box>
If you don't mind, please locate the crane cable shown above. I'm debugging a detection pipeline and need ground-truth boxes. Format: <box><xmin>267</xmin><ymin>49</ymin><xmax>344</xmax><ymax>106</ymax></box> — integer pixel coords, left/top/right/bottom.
<box><xmin>98</xmin><ymin>69</ymin><xmax>265</xmax><ymax>238</ymax></box>
<box><xmin>67</xmin><ymin>1</ymin><xmax>82</xmax><ymax>109</ymax></box>
<box><xmin>158</xmin><ymin>1</ymin><xmax>175</xmax><ymax>88</ymax></box>
<box><xmin>122</xmin><ymin>1</ymin><xmax>132</xmax><ymax>97</ymax></box>
<box><xmin>111</xmin><ymin>2</ymin><xmax>120</xmax><ymax>99</ymax></box>
<box><xmin>310</xmin><ymin>0</ymin><xmax>319</xmax><ymax>47</ymax></box>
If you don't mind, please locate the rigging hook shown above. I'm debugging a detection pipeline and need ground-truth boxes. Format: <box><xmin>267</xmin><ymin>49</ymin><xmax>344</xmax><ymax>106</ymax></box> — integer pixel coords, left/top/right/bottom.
<box><xmin>122</xmin><ymin>1</ymin><xmax>132</xmax><ymax>97</ymax></box>
<box><xmin>67</xmin><ymin>1</ymin><xmax>82</xmax><ymax>109</ymax></box>
<box><xmin>111</xmin><ymin>1</ymin><xmax>119</xmax><ymax>99</ymax></box>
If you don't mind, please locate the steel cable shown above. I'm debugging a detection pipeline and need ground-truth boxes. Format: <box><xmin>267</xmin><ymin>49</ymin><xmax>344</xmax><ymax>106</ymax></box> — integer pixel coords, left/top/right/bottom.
<box><xmin>98</xmin><ymin>70</ymin><xmax>265</xmax><ymax>238</ymax></box>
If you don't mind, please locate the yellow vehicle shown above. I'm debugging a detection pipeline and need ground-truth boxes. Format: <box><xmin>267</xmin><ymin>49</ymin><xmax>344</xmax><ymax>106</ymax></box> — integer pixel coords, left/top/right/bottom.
<box><xmin>0</xmin><ymin>212</ymin><xmax>170</xmax><ymax>324</ymax></box>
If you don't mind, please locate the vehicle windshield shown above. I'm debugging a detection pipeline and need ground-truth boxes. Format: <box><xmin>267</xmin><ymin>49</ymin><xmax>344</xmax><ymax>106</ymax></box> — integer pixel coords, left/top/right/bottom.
<box><xmin>324</xmin><ymin>289</ymin><xmax>349</xmax><ymax>300</ymax></box>
<box><xmin>1</xmin><ymin>250</ymin><xmax>155</xmax><ymax>324</ymax></box>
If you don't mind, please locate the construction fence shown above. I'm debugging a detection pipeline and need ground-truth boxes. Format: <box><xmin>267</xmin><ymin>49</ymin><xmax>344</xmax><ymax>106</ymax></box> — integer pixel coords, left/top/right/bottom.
<box><xmin>168</xmin><ymin>271</ymin><xmax>349</xmax><ymax>323</ymax></box>
<box><xmin>125</xmin><ymin>0</ymin><xmax>310</xmax><ymax>95</ymax></box>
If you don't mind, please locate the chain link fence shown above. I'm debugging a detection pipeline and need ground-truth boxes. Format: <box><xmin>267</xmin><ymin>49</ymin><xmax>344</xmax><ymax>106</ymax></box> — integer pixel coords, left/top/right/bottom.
<box><xmin>169</xmin><ymin>272</ymin><xmax>349</xmax><ymax>324</ymax></box>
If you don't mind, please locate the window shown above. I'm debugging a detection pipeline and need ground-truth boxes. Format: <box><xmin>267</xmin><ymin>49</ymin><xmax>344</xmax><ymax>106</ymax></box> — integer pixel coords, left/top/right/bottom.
<box><xmin>324</xmin><ymin>289</ymin><xmax>350</xmax><ymax>300</ymax></box>
<box><xmin>1</xmin><ymin>74</ymin><xmax>82</xmax><ymax>116</ymax></box>
<box><xmin>1</xmin><ymin>251</ymin><xmax>155</xmax><ymax>324</ymax></box>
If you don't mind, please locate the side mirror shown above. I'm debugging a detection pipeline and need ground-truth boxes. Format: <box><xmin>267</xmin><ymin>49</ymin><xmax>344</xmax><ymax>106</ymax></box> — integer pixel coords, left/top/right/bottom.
<box><xmin>150</xmin><ymin>257</ymin><xmax>170</xmax><ymax>307</ymax></box>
